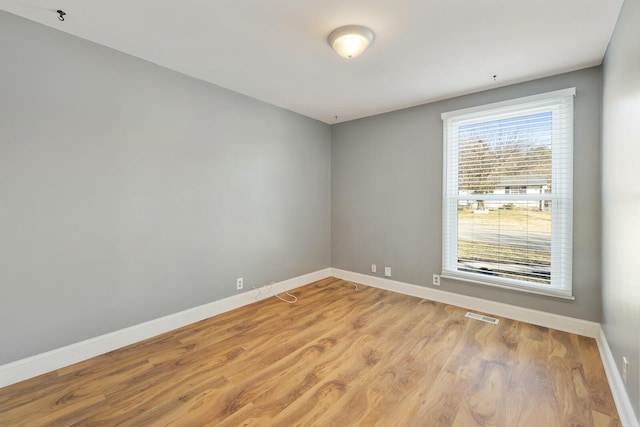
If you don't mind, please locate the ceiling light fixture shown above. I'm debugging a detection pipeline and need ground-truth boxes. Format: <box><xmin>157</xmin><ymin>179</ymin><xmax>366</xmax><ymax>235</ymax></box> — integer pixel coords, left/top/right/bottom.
<box><xmin>328</xmin><ymin>25</ymin><xmax>374</xmax><ymax>59</ymax></box>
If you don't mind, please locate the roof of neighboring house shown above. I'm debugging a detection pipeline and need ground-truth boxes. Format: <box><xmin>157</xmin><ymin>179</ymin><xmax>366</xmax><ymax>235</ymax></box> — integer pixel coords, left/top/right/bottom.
<box><xmin>498</xmin><ymin>175</ymin><xmax>549</xmax><ymax>187</ymax></box>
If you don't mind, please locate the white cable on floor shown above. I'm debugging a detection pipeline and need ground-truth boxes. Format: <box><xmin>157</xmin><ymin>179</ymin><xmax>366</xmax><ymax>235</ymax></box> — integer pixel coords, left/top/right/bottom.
<box><xmin>253</xmin><ymin>278</ymin><xmax>358</xmax><ymax>305</ymax></box>
<box><xmin>343</xmin><ymin>279</ymin><xmax>359</xmax><ymax>292</ymax></box>
<box><xmin>273</xmin><ymin>282</ymin><xmax>297</xmax><ymax>304</ymax></box>
<box><xmin>253</xmin><ymin>282</ymin><xmax>297</xmax><ymax>304</ymax></box>
<box><xmin>253</xmin><ymin>284</ymin><xmax>271</xmax><ymax>301</ymax></box>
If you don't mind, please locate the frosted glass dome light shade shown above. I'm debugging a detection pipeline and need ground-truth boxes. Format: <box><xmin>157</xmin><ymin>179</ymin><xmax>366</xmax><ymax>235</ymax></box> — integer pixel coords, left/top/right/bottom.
<box><xmin>328</xmin><ymin>25</ymin><xmax>374</xmax><ymax>59</ymax></box>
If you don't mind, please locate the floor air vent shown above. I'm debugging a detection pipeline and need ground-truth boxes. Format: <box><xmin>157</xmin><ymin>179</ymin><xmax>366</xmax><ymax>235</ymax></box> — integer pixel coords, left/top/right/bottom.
<box><xmin>465</xmin><ymin>312</ymin><xmax>499</xmax><ymax>325</ymax></box>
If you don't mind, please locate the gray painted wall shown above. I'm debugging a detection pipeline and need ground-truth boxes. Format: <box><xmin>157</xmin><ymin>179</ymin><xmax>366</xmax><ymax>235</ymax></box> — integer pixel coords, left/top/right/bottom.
<box><xmin>602</xmin><ymin>0</ymin><xmax>640</xmax><ymax>420</ymax></box>
<box><xmin>332</xmin><ymin>67</ymin><xmax>603</xmax><ymax>321</ymax></box>
<box><xmin>0</xmin><ymin>11</ymin><xmax>331</xmax><ymax>365</ymax></box>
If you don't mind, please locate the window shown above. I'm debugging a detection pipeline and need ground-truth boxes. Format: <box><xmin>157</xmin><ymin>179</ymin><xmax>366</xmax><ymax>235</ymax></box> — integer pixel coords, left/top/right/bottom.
<box><xmin>505</xmin><ymin>186</ymin><xmax>526</xmax><ymax>195</ymax></box>
<box><xmin>441</xmin><ymin>88</ymin><xmax>574</xmax><ymax>298</ymax></box>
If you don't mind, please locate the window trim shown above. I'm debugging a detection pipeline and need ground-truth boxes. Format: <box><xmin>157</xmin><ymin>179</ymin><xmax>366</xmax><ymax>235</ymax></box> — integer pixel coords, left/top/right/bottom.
<box><xmin>441</xmin><ymin>88</ymin><xmax>575</xmax><ymax>299</ymax></box>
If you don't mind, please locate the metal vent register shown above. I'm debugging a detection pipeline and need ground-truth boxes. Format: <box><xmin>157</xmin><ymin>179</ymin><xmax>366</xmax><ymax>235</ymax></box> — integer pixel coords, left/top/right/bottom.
<box><xmin>465</xmin><ymin>312</ymin><xmax>499</xmax><ymax>325</ymax></box>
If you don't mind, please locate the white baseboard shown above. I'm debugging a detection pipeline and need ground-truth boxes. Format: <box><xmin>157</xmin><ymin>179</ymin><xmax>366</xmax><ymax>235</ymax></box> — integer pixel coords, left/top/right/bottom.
<box><xmin>3</xmin><ymin>267</ymin><xmax>636</xmax><ymax>426</ymax></box>
<box><xmin>596</xmin><ymin>327</ymin><xmax>640</xmax><ymax>427</ymax></box>
<box><xmin>0</xmin><ymin>268</ymin><xmax>332</xmax><ymax>389</ymax></box>
<box><xmin>330</xmin><ymin>268</ymin><xmax>600</xmax><ymax>337</ymax></box>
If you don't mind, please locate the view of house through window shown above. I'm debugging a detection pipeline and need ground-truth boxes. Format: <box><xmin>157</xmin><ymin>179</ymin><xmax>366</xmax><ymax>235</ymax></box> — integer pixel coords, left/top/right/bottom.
<box><xmin>442</xmin><ymin>89</ymin><xmax>574</xmax><ymax>297</ymax></box>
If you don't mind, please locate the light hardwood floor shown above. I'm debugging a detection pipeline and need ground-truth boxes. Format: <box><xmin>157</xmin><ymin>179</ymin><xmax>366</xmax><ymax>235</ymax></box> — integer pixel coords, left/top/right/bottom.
<box><xmin>0</xmin><ymin>278</ymin><xmax>620</xmax><ymax>426</ymax></box>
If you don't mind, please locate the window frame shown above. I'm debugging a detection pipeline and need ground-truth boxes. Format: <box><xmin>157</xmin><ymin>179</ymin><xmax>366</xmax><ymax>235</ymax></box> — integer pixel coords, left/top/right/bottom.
<box><xmin>441</xmin><ymin>88</ymin><xmax>575</xmax><ymax>299</ymax></box>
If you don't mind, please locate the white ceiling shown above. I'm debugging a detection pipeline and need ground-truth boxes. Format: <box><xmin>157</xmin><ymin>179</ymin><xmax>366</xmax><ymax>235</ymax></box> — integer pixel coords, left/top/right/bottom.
<box><xmin>0</xmin><ymin>0</ymin><xmax>624</xmax><ymax>124</ymax></box>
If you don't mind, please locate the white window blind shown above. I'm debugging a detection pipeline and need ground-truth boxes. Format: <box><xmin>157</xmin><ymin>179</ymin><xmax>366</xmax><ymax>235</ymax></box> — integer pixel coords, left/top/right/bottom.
<box><xmin>441</xmin><ymin>88</ymin><xmax>574</xmax><ymax>298</ymax></box>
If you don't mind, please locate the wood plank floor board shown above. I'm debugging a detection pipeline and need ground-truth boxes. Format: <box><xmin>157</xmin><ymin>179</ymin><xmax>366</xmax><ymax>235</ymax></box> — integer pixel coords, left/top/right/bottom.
<box><xmin>505</xmin><ymin>328</ymin><xmax>557</xmax><ymax>427</ymax></box>
<box><xmin>0</xmin><ymin>278</ymin><xmax>621</xmax><ymax>426</ymax></box>
<box><xmin>578</xmin><ymin>334</ymin><xmax>620</xmax><ymax>419</ymax></box>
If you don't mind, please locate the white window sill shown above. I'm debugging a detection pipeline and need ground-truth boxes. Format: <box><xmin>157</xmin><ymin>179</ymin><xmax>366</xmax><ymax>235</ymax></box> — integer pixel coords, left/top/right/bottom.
<box><xmin>440</xmin><ymin>273</ymin><xmax>575</xmax><ymax>300</ymax></box>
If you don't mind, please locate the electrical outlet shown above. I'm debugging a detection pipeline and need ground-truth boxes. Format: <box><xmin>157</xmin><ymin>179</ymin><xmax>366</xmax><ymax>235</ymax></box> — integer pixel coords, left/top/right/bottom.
<box><xmin>622</xmin><ymin>357</ymin><xmax>629</xmax><ymax>385</ymax></box>
<box><xmin>236</xmin><ymin>277</ymin><xmax>243</xmax><ymax>290</ymax></box>
<box><xmin>433</xmin><ymin>274</ymin><xmax>440</xmax><ymax>286</ymax></box>
<box><xmin>371</xmin><ymin>264</ymin><xmax>377</xmax><ymax>273</ymax></box>
<box><xmin>384</xmin><ymin>267</ymin><xmax>391</xmax><ymax>277</ymax></box>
